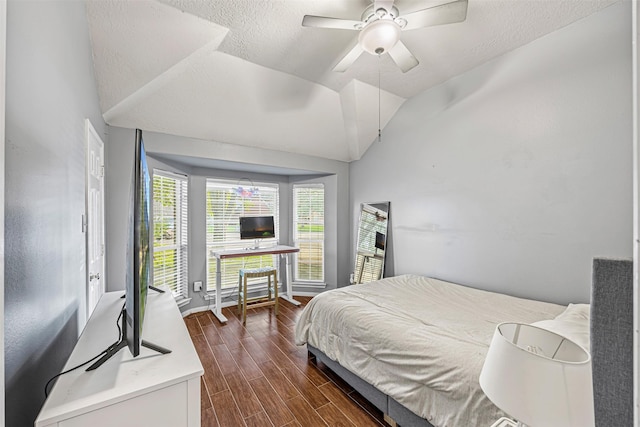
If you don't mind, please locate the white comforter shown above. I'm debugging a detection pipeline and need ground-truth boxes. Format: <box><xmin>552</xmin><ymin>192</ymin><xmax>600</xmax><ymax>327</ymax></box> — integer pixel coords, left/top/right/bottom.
<box><xmin>295</xmin><ymin>274</ymin><xmax>565</xmax><ymax>427</ymax></box>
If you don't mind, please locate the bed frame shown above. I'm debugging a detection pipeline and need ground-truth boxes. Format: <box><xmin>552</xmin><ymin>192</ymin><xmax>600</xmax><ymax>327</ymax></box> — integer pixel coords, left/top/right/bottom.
<box><xmin>308</xmin><ymin>344</ymin><xmax>434</xmax><ymax>427</ymax></box>
<box><xmin>307</xmin><ymin>258</ymin><xmax>633</xmax><ymax>427</ymax></box>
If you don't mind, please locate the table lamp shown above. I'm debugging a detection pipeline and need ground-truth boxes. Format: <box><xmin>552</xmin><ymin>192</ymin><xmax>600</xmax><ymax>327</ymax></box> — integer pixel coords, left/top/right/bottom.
<box><xmin>479</xmin><ymin>322</ymin><xmax>594</xmax><ymax>427</ymax></box>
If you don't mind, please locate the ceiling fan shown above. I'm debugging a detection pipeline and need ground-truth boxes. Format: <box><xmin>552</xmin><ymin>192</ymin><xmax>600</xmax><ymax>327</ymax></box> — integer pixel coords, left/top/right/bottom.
<box><xmin>302</xmin><ymin>0</ymin><xmax>468</xmax><ymax>73</ymax></box>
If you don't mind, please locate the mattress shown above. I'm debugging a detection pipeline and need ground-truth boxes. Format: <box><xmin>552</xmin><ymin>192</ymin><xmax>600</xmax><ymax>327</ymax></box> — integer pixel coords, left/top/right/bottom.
<box><xmin>294</xmin><ymin>274</ymin><xmax>565</xmax><ymax>427</ymax></box>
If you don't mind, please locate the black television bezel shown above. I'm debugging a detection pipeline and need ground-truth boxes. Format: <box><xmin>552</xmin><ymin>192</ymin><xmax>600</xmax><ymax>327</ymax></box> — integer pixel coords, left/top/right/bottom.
<box><xmin>239</xmin><ymin>215</ymin><xmax>275</xmax><ymax>240</ymax></box>
<box><xmin>125</xmin><ymin>129</ymin><xmax>150</xmax><ymax>357</ymax></box>
<box><xmin>85</xmin><ymin>129</ymin><xmax>169</xmax><ymax>371</ymax></box>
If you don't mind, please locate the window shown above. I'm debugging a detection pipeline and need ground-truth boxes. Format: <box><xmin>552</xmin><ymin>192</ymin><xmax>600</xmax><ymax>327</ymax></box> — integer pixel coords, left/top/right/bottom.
<box><xmin>293</xmin><ymin>184</ymin><xmax>324</xmax><ymax>282</ymax></box>
<box><xmin>152</xmin><ymin>170</ymin><xmax>188</xmax><ymax>300</ymax></box>
<box><xmin>206</xmin><ymin>179</ymin><xmax>279</xmax><ymax>291</ymax></box>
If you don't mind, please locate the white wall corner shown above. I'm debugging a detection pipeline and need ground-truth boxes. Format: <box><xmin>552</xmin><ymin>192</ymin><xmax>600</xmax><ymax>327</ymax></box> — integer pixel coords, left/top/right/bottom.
<box><xmin>352</xmin><ymin>79</ymin><xmax>405</xmax><ymax>158</ymax></box>
<box><xmin>633</xmin><ymin>1</ymin><xmax>639</xmax><ymax>425</ymax></box>
<box><xmin>0</xmin><ymin>0</ymin><xmax>7</xmax><ymax>423</ymax></box>
<box><xmin>339</xmin><ymin>80</ymin><xmax>360</xmax><ymax>161</ymax></box>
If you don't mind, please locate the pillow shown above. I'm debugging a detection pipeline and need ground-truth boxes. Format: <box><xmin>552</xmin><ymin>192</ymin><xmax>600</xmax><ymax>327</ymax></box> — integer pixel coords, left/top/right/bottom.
<box><xmin>531</xmin><ymin>303</ymin><xmax>591</xmax><ymax>353</ymax></box>
<box><xmin>555</xmin><ymin>303</ymin><xmax>590</xmax><ymax>322</ymax></box>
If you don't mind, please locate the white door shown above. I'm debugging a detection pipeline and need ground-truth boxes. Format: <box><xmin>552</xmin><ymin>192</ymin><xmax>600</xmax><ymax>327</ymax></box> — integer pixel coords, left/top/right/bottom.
<box><xmin>86</xmin><ymin>119</ymin><xmax>105</xmax><ymax>317</ymax></box>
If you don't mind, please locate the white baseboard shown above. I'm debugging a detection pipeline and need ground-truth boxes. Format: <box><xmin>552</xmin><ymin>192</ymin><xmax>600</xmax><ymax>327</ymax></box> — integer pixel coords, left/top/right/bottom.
<box><xmin>181</xmin><ymin>291</ymin><xmax>321</xmax><ymax>317</ymax></box>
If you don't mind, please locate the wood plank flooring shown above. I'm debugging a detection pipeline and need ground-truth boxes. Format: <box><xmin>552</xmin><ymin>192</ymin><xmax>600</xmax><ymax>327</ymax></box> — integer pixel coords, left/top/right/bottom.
<box><xmin>184</xmin><ymin>297</ymin><xmax>391</xmax><ymax>427</ymax></box>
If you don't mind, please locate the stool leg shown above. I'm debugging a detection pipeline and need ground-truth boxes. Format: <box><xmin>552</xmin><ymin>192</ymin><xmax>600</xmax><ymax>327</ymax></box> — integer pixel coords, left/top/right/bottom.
<box><xmin>273</xmin><ymin>271</ymin><xmax>278</xmax><ymax>316</ymax></box>
<box><xmin>267</xmin><ymin>274</ymin><xmax>272</xmax><ymax>301</ymax></box>
<box><xmin>237</xmin><ymin>273</ymin><xmax>242</xmax><ymax>313</ymax></box>
<box><xmin>242</xmin><ymin>275</ymin><xmax>248</xmax><ymax>326</ymax></box>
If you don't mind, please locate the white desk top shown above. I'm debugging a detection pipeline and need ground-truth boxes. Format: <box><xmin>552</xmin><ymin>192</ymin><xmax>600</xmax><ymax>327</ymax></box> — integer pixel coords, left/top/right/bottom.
<box><xmin>35</xmin><ymin>290</ymin><xmax>203</xmax><ymax>426</ymax></box>
<box><xmin>213</xmin><ymin>244</ymin><xmax>299</xmax><ymax>259</ymax></box>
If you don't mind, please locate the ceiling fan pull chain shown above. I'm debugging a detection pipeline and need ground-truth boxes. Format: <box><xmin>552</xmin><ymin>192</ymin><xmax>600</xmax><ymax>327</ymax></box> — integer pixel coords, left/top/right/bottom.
<box><xmin>378</xmin><ymin>55</ymin><xmax>382</xmax><ymax>142</ymax></box>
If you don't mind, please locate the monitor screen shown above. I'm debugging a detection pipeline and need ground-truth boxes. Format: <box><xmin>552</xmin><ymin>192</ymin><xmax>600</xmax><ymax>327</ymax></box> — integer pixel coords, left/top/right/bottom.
<box><xmin>375</xmin><ymin>231</ymin><xmax>385</xmax><ymax>250</ymax></box>
<box><xmin>239</xmin><ymin>216</ymin><xmax>275</xmax><ymax>240</ymax></box>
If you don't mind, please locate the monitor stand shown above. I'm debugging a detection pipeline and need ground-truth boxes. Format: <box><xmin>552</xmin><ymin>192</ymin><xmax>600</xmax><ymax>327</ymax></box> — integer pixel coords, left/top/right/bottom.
<box><xmin>86</xmin><ymin>307</ymin><xmax>171</xmax><ymax>371</ymax></box>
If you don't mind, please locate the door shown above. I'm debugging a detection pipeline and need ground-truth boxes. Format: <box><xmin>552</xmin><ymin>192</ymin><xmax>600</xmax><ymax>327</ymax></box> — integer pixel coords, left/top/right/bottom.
<box><xmin>86</xmin><ymin>119</ymin><xmax>105</xmax><ymax>317</ymax></box>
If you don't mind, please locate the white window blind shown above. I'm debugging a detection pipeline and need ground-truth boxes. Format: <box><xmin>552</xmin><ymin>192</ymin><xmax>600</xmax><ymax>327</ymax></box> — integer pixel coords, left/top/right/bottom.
<box><xmin>293</xmin><ymin>184</ymin><xmax>324</xmax><ymax>282</ymax></box>
<box><xmin>206</xmin><ymin>179</ymin><xmax>279</xmax><ymax>291</ymax></box>
<box><xmin>152</xmin><ymin>170</ymin><xmax>188</xmax><ymax>300</ymax></box>
<box><xmin>354</xmin><ymin>205</ymin><xmax>386</xmax><ymax>283</ymax></box>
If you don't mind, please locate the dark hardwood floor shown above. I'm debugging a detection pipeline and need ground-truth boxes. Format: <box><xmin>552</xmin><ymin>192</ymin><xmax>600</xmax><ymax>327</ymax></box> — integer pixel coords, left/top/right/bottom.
<box><xmin>184</xmin><ymin>296</ymin><xmax>391</xmax><ymax>427</ymax></box>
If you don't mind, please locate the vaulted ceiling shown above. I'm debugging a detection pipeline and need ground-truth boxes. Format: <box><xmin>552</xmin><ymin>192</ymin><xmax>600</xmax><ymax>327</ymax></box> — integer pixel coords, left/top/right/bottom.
<box><xmin>86</xmin><ymin>0</ymin><xmax>619</xmax><ymax>162</ymax></box>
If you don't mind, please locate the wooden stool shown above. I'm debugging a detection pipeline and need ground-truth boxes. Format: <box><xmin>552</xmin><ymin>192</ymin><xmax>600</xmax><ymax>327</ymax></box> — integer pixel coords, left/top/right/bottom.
<box><xmin>237</xmin><ymin>267</ymin><xmax>278</xmax><ymax>325</ymax></box>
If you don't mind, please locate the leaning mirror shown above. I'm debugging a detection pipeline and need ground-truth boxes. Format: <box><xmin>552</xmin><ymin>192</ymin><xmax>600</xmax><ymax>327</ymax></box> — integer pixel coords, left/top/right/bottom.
<box><xmin>353</xmin><ymin>202</ymin><xmax>390</xmax><ymax>284</ymax></box>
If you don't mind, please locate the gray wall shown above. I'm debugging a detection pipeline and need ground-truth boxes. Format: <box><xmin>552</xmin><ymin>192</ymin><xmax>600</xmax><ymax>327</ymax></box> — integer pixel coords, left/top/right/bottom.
<box><xmin>634</xmin><ymin>1</ymin><xmax>640</xmax><ymax>417</ymax></box>
<box><xmin>1</xmin><ymin>0</ymin><xmax>7</xmax><ymax>423</ymax></box>
<box><xmin>105</xmin><ymin>127</ymin><xmax>350</xmax><ymax>313</ymax></box>
<box><xmin>5</xmin><ymin>1</ymin><xmax>106</xmax><ymax>426</ymax></box>
<box><xmin>350</xmin><ymin>1</ymin><xmax>633</xmax><ymax>305</ymax></box>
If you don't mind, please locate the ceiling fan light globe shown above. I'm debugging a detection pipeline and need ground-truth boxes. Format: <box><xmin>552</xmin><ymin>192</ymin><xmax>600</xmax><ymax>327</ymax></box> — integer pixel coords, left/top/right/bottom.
<box><xmin>358</xmin><ymin>19</ymin><xmax>401</xmax><ymax>55</ymax></box>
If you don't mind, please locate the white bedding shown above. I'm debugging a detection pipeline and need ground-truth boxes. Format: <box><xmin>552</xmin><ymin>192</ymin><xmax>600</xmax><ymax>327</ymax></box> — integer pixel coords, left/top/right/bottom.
<box><xmin>294</xmin><ymin>274</ymin><xmax>566</xmax><ymax>427</ymax></box>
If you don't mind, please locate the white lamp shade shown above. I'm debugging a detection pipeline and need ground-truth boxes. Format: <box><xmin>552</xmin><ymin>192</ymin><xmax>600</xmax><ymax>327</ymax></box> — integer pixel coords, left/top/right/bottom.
<box><xmin>479</xmin><ymin>323</ymin><xmax>594</xmax><ymax>427</ymax></box>
<box><xmin>358</xmin><ymin>19</ymin><xmax>401</xmax><ymax>55</ymax></box>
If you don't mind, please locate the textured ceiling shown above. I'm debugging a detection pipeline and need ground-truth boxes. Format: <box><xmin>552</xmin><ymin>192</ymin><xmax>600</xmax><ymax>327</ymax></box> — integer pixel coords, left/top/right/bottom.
<box><xmin>86</xmin><ymin>0</ymin><xmax>619</xmax><ymax>162</ymax></box>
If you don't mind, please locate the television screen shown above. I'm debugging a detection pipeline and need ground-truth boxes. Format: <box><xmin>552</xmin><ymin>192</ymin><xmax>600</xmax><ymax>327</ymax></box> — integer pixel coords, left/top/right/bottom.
<box><xmin>86</xmin><ymin>129</ymin><xmax>169</xmax><ymax>371</ymax></box>
<box><xmin>240</xmin><ymin>216</ymin><xmax>275</xmax><ymax>240</ymax></box>
<box><xmin>125</xmin><ymin>128</ymin><xmax>150</xmax><ymax>356</ymax></box>
<box><xmin>375</xmin><ymin>231</ymin><xmax>385</xmax><ymax>250</ymax></box>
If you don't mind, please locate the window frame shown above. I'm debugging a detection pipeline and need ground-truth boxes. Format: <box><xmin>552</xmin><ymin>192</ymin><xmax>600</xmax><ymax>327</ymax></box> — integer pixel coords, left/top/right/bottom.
<box><xmin>152</xmin><ymin>169</ymin><xmax>189</xmax><ymax>302</ymax></box>
<box><xmin>205</xmin><ymin>178</ymin><xmax>280</xmax><ymax>293</ymax></box>
<box><xmin>292</xmin><ymin>183</ymin><xmax>325</xmax><ymax>284</ymax></box>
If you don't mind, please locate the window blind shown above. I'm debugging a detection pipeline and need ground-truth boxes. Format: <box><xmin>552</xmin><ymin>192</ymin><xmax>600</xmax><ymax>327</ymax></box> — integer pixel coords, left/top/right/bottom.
<box><xmin>205</xmin><ymin>179</ymin><xmax>279</xmax><ymax>291</ymax></box>
<box><xmin>152</xmin><ymin>170</ymin><xmax>188</xmax><ymax>300</ymax></box>
<box><xmin>293</xmin><ymin>184</ymin><xmax>324</xmax><ymax>282</ymax></box>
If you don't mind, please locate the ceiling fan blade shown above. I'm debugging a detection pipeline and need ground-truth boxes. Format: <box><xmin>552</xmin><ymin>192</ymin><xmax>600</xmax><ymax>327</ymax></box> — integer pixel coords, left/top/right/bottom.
<box><xmin>400</xmin><ymin>0</ymin><xmax>468</xmax><ymax>31</ymax></box>
<box><xmin>333</xmin><ymin>43</ymin><xmax>364</xmax><ymax>72</ymax></box>
<box><xmin>388</xmin><ymin>41</ymin><xmax>419</xmax><ymax>72</ymax></box>
<box><xmin>302</xmin><ymin>15</ymin><xmax>363</xmax><ymax>30</ymax></box>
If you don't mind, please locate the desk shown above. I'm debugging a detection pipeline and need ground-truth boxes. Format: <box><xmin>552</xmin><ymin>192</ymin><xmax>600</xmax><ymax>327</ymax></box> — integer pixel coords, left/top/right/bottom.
<box><xmin>35</xmin><ymin>290</ymin><xmax>203</xmax><ymax>427</ymax></box>
<box><xmin>211</xmin><ymin>245</ymin><xmax>300</xmax><ymax>323</ymax></box>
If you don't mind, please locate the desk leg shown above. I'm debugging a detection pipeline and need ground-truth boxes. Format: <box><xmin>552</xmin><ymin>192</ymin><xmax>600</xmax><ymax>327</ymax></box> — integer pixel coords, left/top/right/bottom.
<box><xmin>279</xmin><ymin>253</ymin><xmax>300</xmax><ymax>306</ymax></box>
<box><xmin>211</xmin><ymin>258</ymin><xmax>228</xmax><ymax>323</ymax></box>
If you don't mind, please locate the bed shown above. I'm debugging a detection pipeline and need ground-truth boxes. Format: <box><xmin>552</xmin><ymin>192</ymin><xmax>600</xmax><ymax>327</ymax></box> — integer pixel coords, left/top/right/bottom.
<box><xmin>294</xmin><ymin>260</ymin><xmax>632</xmax><ymax>427</ymax></box>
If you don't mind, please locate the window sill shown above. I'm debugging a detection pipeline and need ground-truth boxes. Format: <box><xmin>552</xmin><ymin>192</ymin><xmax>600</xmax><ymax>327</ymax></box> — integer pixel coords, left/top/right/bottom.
<box><xmin>175</xmin><ymin>297</ymin><xmax>191</xmax><ymax>308</ymax></box>
<box><xmin>292</xmin><ymin>282</ymin><xmax>326</xmax><ymax>289</ymax></box>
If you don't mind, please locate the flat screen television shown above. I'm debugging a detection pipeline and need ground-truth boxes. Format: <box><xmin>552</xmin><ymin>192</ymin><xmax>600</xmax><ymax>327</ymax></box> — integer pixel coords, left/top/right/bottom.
<box><xmin>239</xmin><ymin>215</ymin><xmax>275</xmax><ymax>240</ymax></box>
<box><xmin>375</xmin><ymin>231</ymin><xmax>385</xmax><ymax>251</ymax></box>
<box><xmin>87</xmin><ymin>129</ymin><xmax>169</xmax><ymax>370</ymax></box>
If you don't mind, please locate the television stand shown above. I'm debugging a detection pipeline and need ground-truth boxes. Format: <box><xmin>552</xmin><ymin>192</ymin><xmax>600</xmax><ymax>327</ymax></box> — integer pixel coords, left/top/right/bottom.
<box><xmin>119</xmin><ymin>285</ymin><xmax>165</xmax><ymax>300</ymax></box>
<box><xmin>35</xmin><ymin>290</ymin><xmax>203</xmax><ymax>427</ymax></box>
<box><xmin>86</xmin><ymin>307</ymin><xmax>171</xmax><ymax>371</ymax></box>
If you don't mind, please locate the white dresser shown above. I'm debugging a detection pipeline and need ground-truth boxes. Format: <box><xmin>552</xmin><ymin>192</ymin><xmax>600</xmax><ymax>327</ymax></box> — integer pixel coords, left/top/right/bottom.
<box><xmin>35</xmin><ymin>290</ymin><xmax>203</xmax><ymax>427</ymax></box>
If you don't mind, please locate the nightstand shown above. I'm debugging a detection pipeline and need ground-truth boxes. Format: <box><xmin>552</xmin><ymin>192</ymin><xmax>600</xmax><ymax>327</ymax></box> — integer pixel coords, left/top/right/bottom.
<box><xmin>490</xmin><ymin>417</ymin><xmax>518</xmax><ymax>427</ymax></box>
